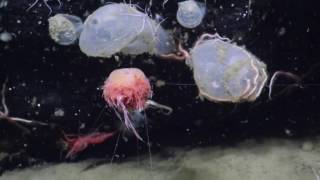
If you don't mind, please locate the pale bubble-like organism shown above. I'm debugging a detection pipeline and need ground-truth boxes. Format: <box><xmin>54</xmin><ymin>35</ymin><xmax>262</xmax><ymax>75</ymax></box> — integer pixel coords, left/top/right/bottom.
<box><xmin>79</xmin><ymin>3</ymin><xmax>175</xmax><ymax>58</ymax></box>
<box><xmin>176</xmin><ymin>0</ymin><xmax>206</xmax><ymax>29</ymax></box>
<box><xmin>48</xmin><ymin>14</ymin><xmax>83</xmax><ymax>45</ymax></box>
<box><xmin>188</xmin><ymin>33</ymin><xmax>268</xmax><ymax>103</ymax></box>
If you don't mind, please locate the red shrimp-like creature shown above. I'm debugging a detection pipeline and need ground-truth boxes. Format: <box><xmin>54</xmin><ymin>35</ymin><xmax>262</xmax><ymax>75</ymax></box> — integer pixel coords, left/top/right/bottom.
<box><xmin>63</xmin><ymin>131</ymin><xmax>115</xmax><ymax>159</ymax></box>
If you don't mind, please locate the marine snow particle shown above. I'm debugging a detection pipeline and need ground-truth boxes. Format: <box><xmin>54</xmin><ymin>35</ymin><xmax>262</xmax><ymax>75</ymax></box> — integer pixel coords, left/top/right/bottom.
<box><xmin>48</xmin><ymin>14</ymin><xmax>83</xmax><ymax>45</ymax></box>
<box><xmin>176</xmin><ymin>0</ymin><xmax>206</xmax><ymax>29</ymax></box>
<box><xmin>189</xmin><ymin>34</ymin><xmax>268</xmax><ymax>103</ymax></box>
<box><xmin>0</xmin><ymin>31</ymin><xmax>12</xmax><ymax>42</ymax></box>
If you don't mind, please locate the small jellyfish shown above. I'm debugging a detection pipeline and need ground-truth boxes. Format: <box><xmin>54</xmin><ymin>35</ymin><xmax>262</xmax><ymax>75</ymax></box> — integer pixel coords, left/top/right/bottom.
<box><xmin>48</xmin><ymin>14</ymin><xmax>83</xmax><ymax>46</ymax></box>
<box><xmin>188</xmin><ymin>33</ymin><xmax>268</xmax><ymax>103</ymax></box>
<box><xmin>79</xmin><ymin>3</ymin><xmax>175</xmax><ymax>58</ymax></box>
<box><xmin>176</xmin><ymin>0</ymin><xmax>206</xmax><ymax>29</ymax></box>
<box><xmin>102</xmin><ymin>68</ymin><xmax>172</xmax><ymax>141</ymax></box>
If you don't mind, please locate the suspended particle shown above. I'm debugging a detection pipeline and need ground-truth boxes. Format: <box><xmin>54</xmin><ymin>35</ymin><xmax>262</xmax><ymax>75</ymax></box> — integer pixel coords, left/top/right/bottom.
<box><xmin>0</xmin><ymin>31</ymin><xmax>13</xmax><ymax>42</ymax></box>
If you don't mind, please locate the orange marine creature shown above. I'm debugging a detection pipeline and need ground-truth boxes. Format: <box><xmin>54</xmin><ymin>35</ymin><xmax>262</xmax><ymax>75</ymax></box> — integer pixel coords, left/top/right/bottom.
<box><xmin>102</xmin><ymin>68</ymin><xmax>172</xmax><ymax>141</ymax></box>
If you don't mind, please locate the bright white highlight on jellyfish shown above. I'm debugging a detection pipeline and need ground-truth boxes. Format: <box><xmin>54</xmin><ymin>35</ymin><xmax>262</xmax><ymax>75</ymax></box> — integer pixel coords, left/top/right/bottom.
<box><xmin>48</xmin><ymin>14</ymin><xmax>83</xmax><ymax>45</ymax></box>
<box><xmin>188</xmin><ymin>34</ymin><xmax>268</xmax><ymax>103</ymax></box>
<box><xmin>176</xmin><ymin>0</ymin><xmax>206</xmax><ymax>29</ymax></box>
<box><xmin>79</xmin><ymin>3</ymin><xmax>175</xmax><ymax>58</ymax></box>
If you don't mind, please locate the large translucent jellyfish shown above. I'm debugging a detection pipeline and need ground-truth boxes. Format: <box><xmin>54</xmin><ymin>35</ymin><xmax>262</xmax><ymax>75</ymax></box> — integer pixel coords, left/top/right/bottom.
<box><xmin>79</xmin><ymin>3</ymin><xmax>175</xmax><ymax>58</ymax></box>
<box><xmin>188</xmin><ymin>34</ymin><xmax>268</xmax><ymax>103</ymax></box>
<box><xmin>102</xmin><ymin>68</ymin><xmax>172</xmax><ymax>141</ymax></box>
<box><xmin>176</xmin><ymin>0</ymin><xmax>206</xmax><ymax>29</ymax></box>
<box><xmin>48</xmin><ymin>14</ymin><xmax>83</xmax><ymax>45</ymax></box>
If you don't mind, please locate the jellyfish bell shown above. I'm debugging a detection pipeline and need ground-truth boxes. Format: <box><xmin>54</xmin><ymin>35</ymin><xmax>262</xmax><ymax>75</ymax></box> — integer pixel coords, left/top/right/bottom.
<box><xmin>189</xmin><ymin>33</ymin><xmax>268</xmax><ymax>103</ymax></box>
<box><xmin>120</xmin><ymin>20</ymin><xmax>175</xmax><ymax>56</ymax></box>
<box><xmin>103</xmin><ymin>68</ymin><xmax>152</xmax><ymax>111</ymax></box>
<box><xmin>176</xmin><ymin>0</ymin><xmax>206</xmax><ymax>29</ymax></box>
<box><xmin>102</xmin><ymin>68</ymin><xmax>173</xmax><ymax>141</ymax></box>
<box><xmin>79</xmin><ymin>4</ymin><xmax>144</xmax><ymax>57</ymax></box>
<box><xmin>79</xmin><ymin>3</ymin><xmax>175</xmax><ymax>58</ymax></box>
<box><xmin>48</xmin><ymin>14</ymin><xmax>83</xmax><ymax>45</ymax></box>
<box><xmin>102</xmin><ymin>68</ymin><xmax>151</xmax><ymax>140</ymax></box>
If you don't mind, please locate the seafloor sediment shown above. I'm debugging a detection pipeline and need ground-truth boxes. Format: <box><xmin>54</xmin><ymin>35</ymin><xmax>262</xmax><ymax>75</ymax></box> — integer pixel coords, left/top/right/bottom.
<box><xmin>1</xmin><ymin>138</ymin><xmax>320</xmax><ymax>180</ymax></box>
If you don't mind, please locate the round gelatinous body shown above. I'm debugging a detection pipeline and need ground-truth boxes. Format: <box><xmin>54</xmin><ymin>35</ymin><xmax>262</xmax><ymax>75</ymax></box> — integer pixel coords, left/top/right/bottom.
<box><xmin>48</xmin><ymin>14</ymin><xmax>83</xmax><ymax>45</ymax></box>
<box><xmin>176</xmin><ymin>0</ymin><xmax>206</xmax><ymax>29</ymax></box>
<box><xmin>189</xmin><ymin>35</ymin><xmax>268</xmax><ymax>103</ymax></box>
<box><xmin>79</xmin><ymin>3</ymin><xmax>175</xmax><ymax>58</ymax></box>
<box><xmin>102</xmin><ymin>68</ymin><xmax>151</xmax><ymax>110</ymax></box>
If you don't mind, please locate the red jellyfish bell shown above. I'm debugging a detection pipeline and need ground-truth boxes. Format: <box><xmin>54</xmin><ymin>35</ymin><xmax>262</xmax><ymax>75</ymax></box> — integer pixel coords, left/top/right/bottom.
<box><xmin>102</xmin><ymin>68</ymin><xmax>152</xmax><ymax>141</ymax></box>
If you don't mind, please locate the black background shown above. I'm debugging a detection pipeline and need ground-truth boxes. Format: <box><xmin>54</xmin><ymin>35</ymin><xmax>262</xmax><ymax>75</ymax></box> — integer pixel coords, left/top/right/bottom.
<box><xmin>0</xmin><ymin>0</ymin><xmax>320</xmax><ymax>171</ymax></box>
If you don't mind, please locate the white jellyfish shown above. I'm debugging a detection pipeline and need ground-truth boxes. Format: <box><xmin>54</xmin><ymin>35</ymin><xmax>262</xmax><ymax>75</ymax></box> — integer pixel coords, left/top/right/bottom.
<box><xmin>188</xmin><ymin>34</ymin><xmax>268</xmax><ymax>103</ymax></box>
<box><xmin>48</xmin><ymin>14</ymin><xmax>83</xmax><ymax>45</ymax></box>
<box><xmin>176</xmin><ymin>0</ymin><xmax>206</xmax><ymax>29</ymax></box>
<box><xmin>79</xmin><ymin>3</ymin><xmax>175</xmax><ymax>58</ymax></box>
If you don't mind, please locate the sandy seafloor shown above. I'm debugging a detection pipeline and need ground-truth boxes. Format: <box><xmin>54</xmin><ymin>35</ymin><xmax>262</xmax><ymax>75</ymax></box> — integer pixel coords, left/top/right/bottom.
<box><xmin>1</xmin><ymin>138</ymin><xmax>320</xmax><ymax>180</ymax></box>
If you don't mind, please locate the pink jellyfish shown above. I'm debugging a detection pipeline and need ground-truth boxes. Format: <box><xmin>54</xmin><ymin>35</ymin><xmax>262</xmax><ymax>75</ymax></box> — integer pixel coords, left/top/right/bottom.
<box><xmin>102</xmin><ymin>68</ymin><xmax>152</xmax><ymax>141</ymax></box>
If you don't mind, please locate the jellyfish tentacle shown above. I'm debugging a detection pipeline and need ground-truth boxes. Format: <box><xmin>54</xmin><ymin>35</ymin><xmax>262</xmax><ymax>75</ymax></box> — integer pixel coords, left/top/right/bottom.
<box><xmin>26</xmin><ymin>0</ymin><xmax>62</xmax><ymax>15</ymax></box>
<box><xmin>145</xmin><ymin>100</ymin><xmax>173</xmax><ymax>115</ymax></box>
<box><xmin>268</xmin><ymin>71</ymin><xmax>302</xmax><ymax>100</ymax></box>
<box><xmin>26</xmin><ymin>0</ymin><xmax>40</xmax><ymax>11</ymax></box>
<box><xmin>160</xmin><ymin>42</ymin><xmax>190</xmax><ymax>61</ymax></box>
<box><xmin>119</xmin><ymin>101</ymin><xmax>144</xmax><ymax>141</ymax></box>
<box><xmin>57</xmin><ymin>0</ymin><xmax>62</xmax><ymax>9</ymax></box>
<box><xmin>43</xmin><ymin>0</ymin><xmax>53</xmax><ymax>16</ymax></box>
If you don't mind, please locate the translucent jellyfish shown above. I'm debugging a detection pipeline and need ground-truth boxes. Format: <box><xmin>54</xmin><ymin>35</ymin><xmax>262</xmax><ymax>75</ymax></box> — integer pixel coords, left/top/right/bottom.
<box><xmin>102</xmin><ymin>68</ymin><xmax>172</xmax><ymax>141</ymax></box>
<box><xmin>79</xmin><ymin>3</ymin><xmax>175</xmax><ymax>58</ymax></box>
<box><xmin>188</xmin><ymin>34</ymin><xmax>268</xmax><ymax>103</ymax></box>
<box><xmin>48</xmin><ymin>14</ymin><xmax>83</xmax><ymax>45</ymax></box>
<box><xmin>176</xmin><ymin>0</ymin><xmax>206</xmax><ymax>29</ymax></box>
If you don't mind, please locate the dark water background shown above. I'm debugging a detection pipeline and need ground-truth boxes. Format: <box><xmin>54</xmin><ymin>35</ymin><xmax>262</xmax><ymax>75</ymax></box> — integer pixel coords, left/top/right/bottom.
<box><xmin>0</xmin><ymin>0</ymin><xmax>320</xmax><ymax>173</ymax></box>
